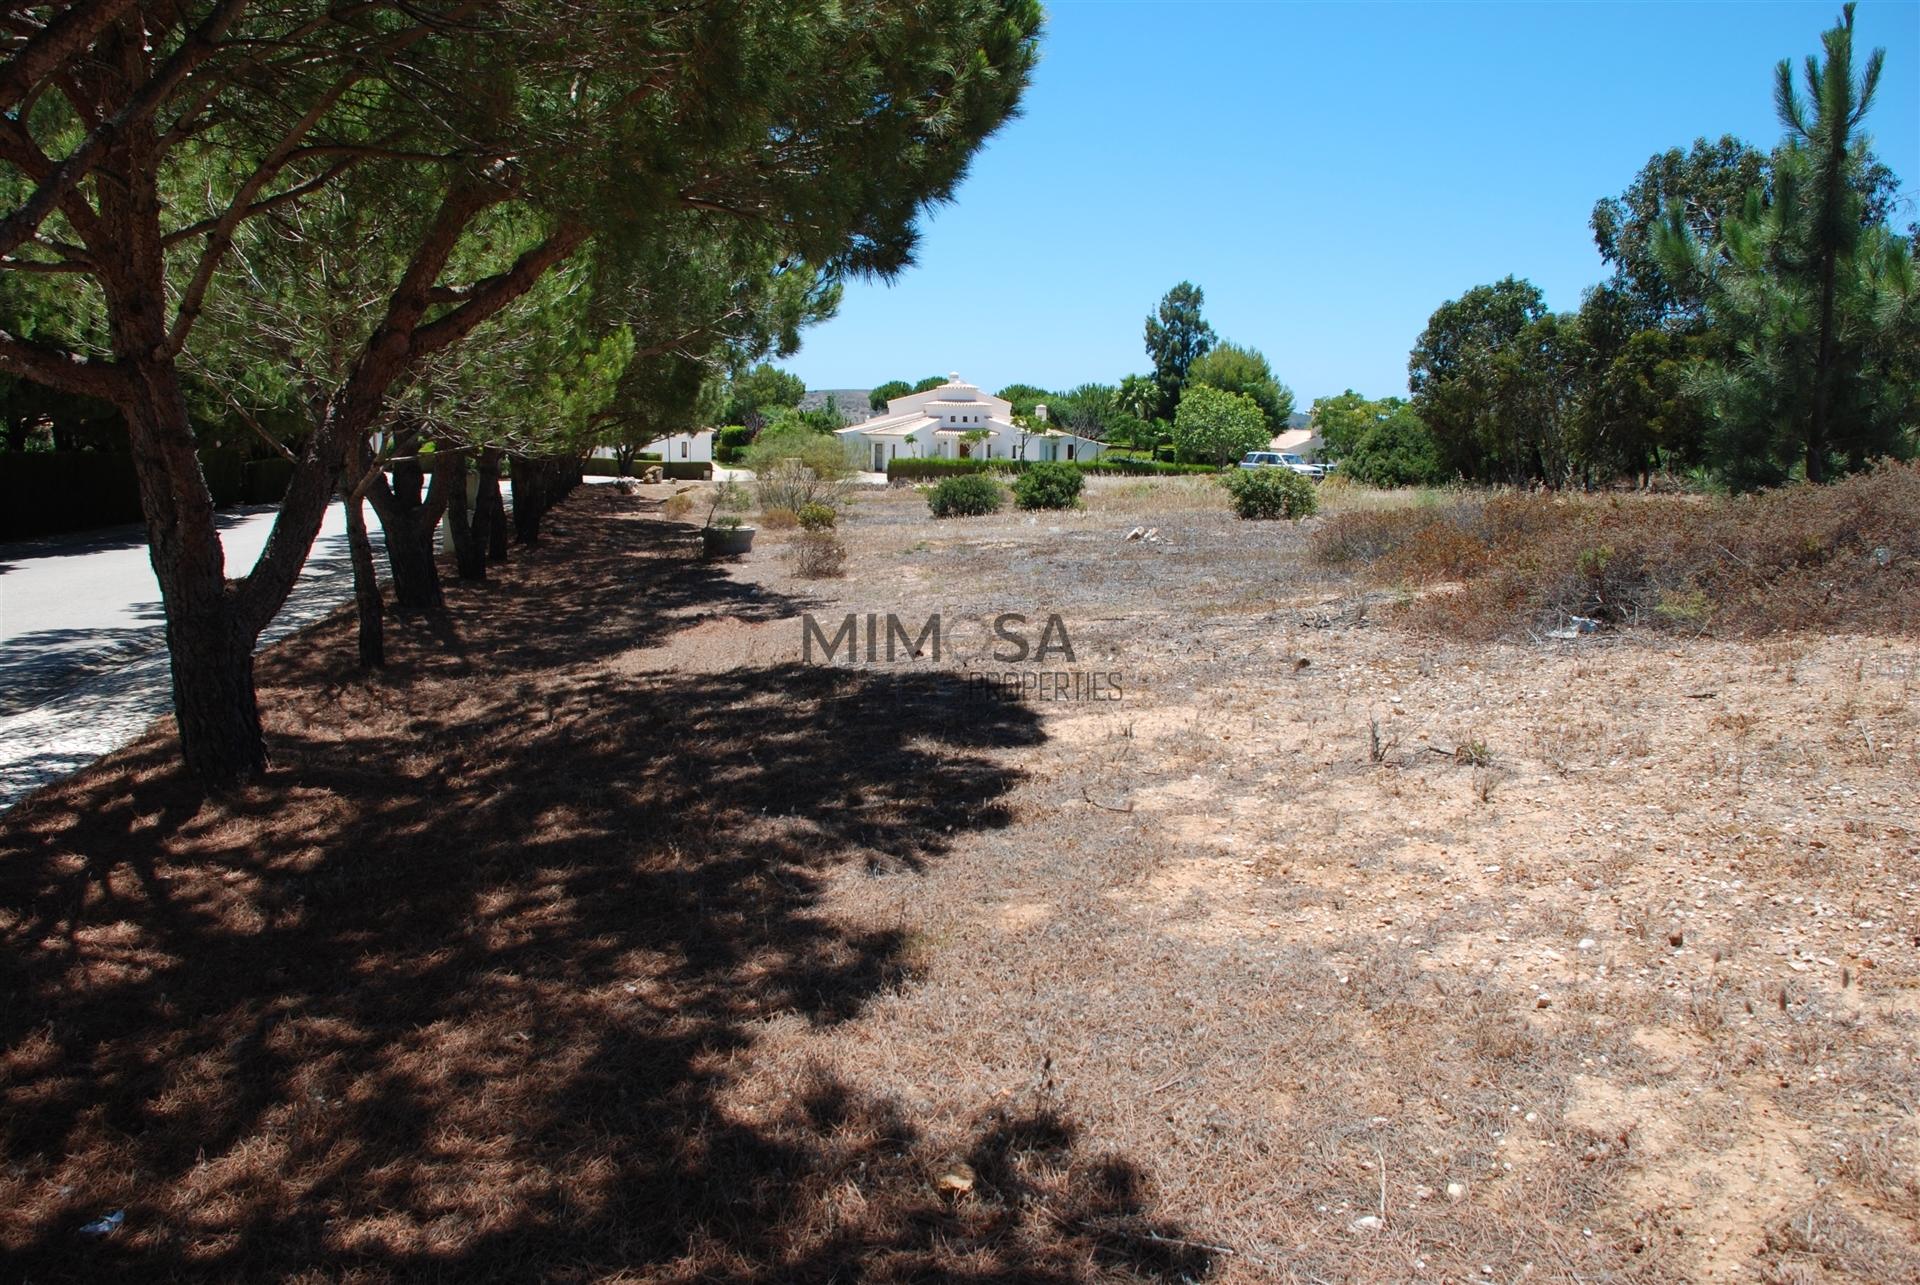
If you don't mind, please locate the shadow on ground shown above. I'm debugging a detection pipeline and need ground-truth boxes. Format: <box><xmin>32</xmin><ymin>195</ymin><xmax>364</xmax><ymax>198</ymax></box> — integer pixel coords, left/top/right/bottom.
<box><xmin>0</xmin><ymin>490</ymin><xmax>1210</xmax><ymax>1283</ymax></box>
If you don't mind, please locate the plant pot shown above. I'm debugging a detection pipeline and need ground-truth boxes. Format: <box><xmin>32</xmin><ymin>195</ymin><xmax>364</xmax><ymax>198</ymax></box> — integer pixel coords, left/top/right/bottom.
<box><xmin>701</xmin><ymin>525</ymin><xmax>756</xmax><ymax>556</ymax></box>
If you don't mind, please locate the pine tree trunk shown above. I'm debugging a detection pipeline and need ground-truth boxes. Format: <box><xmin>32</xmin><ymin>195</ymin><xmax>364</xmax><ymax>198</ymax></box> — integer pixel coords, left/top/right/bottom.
<box><xmin>441</xmin><ymin>449</ymin><xmax>485</xmax><ymax>580</ymax></box>
<box><xmin>513</xmin><ymin>456</ymin><xmax>546</xmax><ymax>544</ymax></box>
<box><xmin>481</xmin><ymin>452</ymin><xmax>509</xmax><ymax>562</ymax></box>
<box><xmin>366</xmin><ymin>451</ymin><xmax>445</xmax><ymax>611</ymax></box>
<box><xmin>342</xmin><ymin>483</ymin><xmax>384</xmax><ymax>670</ymax></box>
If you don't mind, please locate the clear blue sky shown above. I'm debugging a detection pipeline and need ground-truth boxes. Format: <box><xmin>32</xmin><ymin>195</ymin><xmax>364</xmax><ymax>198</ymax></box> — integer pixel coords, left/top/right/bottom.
<box><xmin>788</xmin><ymin>0</ymin><xmax>1920</xmax><ymax>404</ymax></box>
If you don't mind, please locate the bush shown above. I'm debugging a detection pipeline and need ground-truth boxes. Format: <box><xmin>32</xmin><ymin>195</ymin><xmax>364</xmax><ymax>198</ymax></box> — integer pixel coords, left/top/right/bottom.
<box><xmin>759</xmin><ymin>505</ymin><xmax>800</xmax><ymax>530</ymax></box>
<box><xmin>662</xmin><ymin>460</ymin><xmax>711</xmax><ymax>480</ymax></box>
<box><xmin>754</xmin><ymin>458</ymin><xmax>847</xmax><ymax>513</ymax></box>
<box><xmin>797</xmin><ymin>502</ymin><xmax>837</xmax><ymax>531</ymax></box>
<box><xmin>1012</xmin><ymin>462</ymin><xmax>1083</xmax><ymax>510</ymax></box>
<box><xmin>1171</xmin><ymin>384</ymin><xmax>1270</xmax><ymax>467</ymax></box>
<box><xmin>789</xmin><ymin>529</ymin><xmax>848</xmax><ymax>578</ymax></box>
<box><xmin>743</xmin><ymin>423</ymin><xmax>853</xmax><ymax>480</ymax></box>
<box><xmin>1223</xmin><ymin>466</ymin><xmax>1318</xmax><ymax>519</ymax></box>
<box><xmin>927</xmin><ymin>474</ymin><xmax>1004</xmax><ymax>518</ymax></box>
<box><xmin>661</xmin><ymin>492</ymin><xmax>695</xmax><ymax>520</ymax></box>
<box><xmin>714</xmin><ymin>425</ymin><xmax>754</xmax><ymax>465</ymax></box>
<box><xmin>1345</xmin><ymin>406</ymin><xmax>1447</xmax><ymax>487</ymax></box>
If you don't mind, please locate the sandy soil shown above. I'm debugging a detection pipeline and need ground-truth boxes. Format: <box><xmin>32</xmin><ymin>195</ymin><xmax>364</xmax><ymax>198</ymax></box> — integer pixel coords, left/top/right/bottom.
<box><xmin>707</xmin><ymin>478</ymin><xmax>1920</xmax><ymax>1282</ymax></box>
<box><xmin>3</xmin><ymin>477</ymin><xmax>1914</xmax><ymax>1283</ymax></box>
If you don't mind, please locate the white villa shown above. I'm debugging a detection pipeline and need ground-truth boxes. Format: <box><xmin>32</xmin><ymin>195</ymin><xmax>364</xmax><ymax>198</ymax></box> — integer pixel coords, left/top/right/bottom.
<box><xmin>836</xmin><ymin>375</ymin><xmax>1106</xmax><ymax>473</ymax></box>
<box><xmin>643</xmin><ymin>429</ymin><xmax>714</xmax><ymax>463</ymax></box>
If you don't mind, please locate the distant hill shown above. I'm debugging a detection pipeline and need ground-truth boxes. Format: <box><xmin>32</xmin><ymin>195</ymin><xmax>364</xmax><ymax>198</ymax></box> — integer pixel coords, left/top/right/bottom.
<box><xmin>801</xmin><ymin>389</ymin><xmax>873</xmax><ymax>425</ymax></box>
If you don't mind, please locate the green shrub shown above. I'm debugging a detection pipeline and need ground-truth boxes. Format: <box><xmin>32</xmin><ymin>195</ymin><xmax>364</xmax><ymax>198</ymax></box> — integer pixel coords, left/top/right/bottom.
<box><xmin>1223</xmin><ymin>466</ymin><xmax>1318</xmax><ymax>519</ymax></box>
<box><xmin>742</xmin><ymin>424</ymin><xmax>853</xmax><ymax>480</ymax></box>
<box><xmin>1345</xmin><ymin>406</ymin><xmax>1447</xmax><ymax>487</ymax></box>
<box><xmin>714</xmin><ymin>425</ymin><xmax>754</xmax><ymax>465</ymax></box>
<box><xmin>797</xmin><ymin>501</ymin><xmax>837</xmax><ymax>530</ymax></box>
<box><xmin>661</xmin><ymin>460</ymin><xmax>712</xmax><ymax>480</ymax></box>
<box><xmin>1012</xmin><ymin>462</ymin><xmax>1083</xmax><ymax>510</ymax></box>
<box><xmin>1171</xmin><ymin>384</ymin><xmax>1270</xmax><ymax>466</ymax></box>
<box><xmin>927</xmin><ymin>473</ymin><xmax>1004</xmax><ymax>518</ymax></box>
<box><xmin>889</xmin><ymin>457</ymin><xmax>991</xmax><ymax>481</ymax></box>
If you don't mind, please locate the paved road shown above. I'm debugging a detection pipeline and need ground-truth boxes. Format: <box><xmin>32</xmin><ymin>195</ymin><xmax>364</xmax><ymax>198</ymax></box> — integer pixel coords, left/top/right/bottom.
<box><xmin>0</xmin><ymin>503</ymin><xmax>383</xmax><ymax>811</ymax></box>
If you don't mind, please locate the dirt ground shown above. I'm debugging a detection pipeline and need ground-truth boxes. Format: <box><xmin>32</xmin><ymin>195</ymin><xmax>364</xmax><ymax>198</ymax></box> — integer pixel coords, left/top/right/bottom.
<box><xmin>3</xmin><ymin>478</ymin><xmax>1916</xmax><ymax>1283</ymax></box>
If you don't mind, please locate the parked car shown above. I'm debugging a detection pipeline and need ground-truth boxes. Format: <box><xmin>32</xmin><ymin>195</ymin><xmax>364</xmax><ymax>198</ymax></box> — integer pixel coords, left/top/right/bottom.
<box><xmin>1238</xmin><ymin>450</ymin><xmax>1325</xmax><ymax>480</ymax></box>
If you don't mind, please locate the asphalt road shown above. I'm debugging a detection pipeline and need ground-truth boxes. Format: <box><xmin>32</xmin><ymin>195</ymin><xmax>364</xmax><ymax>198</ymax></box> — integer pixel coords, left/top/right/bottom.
<box><xmin>0</xmin><ymin>502</ymin><xmax>383</xmax><ymax>811</ymax></box>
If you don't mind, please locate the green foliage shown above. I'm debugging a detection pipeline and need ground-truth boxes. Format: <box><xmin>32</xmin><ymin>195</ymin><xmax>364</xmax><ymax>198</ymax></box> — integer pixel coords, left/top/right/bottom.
<box><xmin>1591</xmin><ymin>136</ymin><xmax>1770</xmax><ymax>325</ymax></box>
<box><xmin>1655</xmin><ymin>4</ymin><xmax>1916</xmax><ymax>489</ymax></box>
<box><xmin>721</xmin><ymin>363</ymin><xmax>806</xmax><ymax>429</ymax></box>
<box><xmin>1408</xmin><ymin>277</ymin><xmax>1581</xmax><ymax>484</ymax></box>
<box><xmin>742</xmin><ymin>423</ymin><xmax>854</xmax><ymax>480</ymax></box>
<box><xmin>995</xmin><ymin>383</ymin><xmax>1052</xmax><ymax>417</ymax></box>
<box><xmin>926</xmin><ymin>473</ymin><xmax>1004</xmax><ymax>517</ymax></box>
<box><xmin>797</xmin><ymin>502</ymin><xmax>838</xmax><ymax>530</ymax></box>
<box><xmin>1144</xmin><ymin>282</ymin><xmax>1216</xmax><ymax>416</ymax></box>
<box><xmin>1223</xmin><ymin>466</ymin><xmax>1318</xmax><ymax>520</ymax></box>
<box><xmin>1345</xmin><ymin>405</ymin><xmax>1448</xmax><ymax>487</ymax></box>
<box><xmin>1171</xmin><ymin>384</ymin><xmax>1269</xmax><ymax>467</ymax></box>
<box><xmin>1186</xmin><ymin>342</ymin><xmax>1295</xmax><ymax>433</ymax></box>
<box><xmin>1115</xmin><ymin>374</ymin><xmax>1160</xmax><ymax>427</ymax></box>
<box><xmin>1011</xmin><ymin>462</ymin><xmax>1084</xmax><ymax>510</ymax></box>
<box><xmin>714</xmin><ymin>425</ymin><xmax>755</xmax><ymax>465</ymax></box>
<box><xmin>1047</xmin><ymin>383</ymin><xmax>1118</xmax><ymax>437</ymax></box>
<box><xmin>869</xmin><ymin>379</ymin><xmax>913</xmax><ymax>410</ymax></box>
<box><xmin>912</xmin><ymin>375</ymin><xmax>949</xmax><ymax>394</ymax></box>
<box><xmin>763</xmin><ymin>404</ymin><xmax>844</xmax><ymax>434</ymax></box>
<box><xmin>1310</xmin><ymin>390</ymin><xmax>1407</xmax><ymax>461</ymax></box>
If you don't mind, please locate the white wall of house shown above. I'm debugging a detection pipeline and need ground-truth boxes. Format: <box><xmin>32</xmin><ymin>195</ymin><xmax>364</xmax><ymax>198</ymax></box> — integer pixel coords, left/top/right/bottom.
<box><xmin>837</xmin><ymin>376</ymin><xmax>1104</xmax><ymax>471</ymax></box>
<box><xmin>643</xmin><ymin>429</ymin><xmax>713</xmax><ymax>463</ymax></box>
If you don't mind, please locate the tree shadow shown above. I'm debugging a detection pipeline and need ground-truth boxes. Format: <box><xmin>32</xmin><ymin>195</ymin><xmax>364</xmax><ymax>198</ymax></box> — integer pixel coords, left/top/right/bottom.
<box><xmin>0</xmin><ymin>490</ymin><xmax>1211</xmax><ymax>1283</ymax></box>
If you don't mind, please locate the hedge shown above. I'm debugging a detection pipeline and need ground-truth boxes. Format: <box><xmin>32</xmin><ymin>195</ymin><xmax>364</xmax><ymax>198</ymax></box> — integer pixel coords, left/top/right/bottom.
<box><xmin>886</xmin><ymin>456</ymin><xmax>1217</xmax><ymax>483</ymax></box>
<box><xmin>0</xmin><ymin>452</ymin><xmax>143</xmax><ymax>539</ymax></box>
<box><xmin>244</xmin><ymin>457</ymin><xmax>296</xmax><ymax>504</ymax></box>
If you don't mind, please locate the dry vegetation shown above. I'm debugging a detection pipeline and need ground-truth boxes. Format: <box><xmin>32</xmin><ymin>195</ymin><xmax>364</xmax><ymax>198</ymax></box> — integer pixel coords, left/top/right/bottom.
<box><xmin>1309</xmin><ymin>462</ymin><xmax>1920</xmax><ymax>639</ymax></box>
<box><xmin>4</xmin><ymin>474</ymin><xmax>1917</xmax><ymax>1283</ymax></box>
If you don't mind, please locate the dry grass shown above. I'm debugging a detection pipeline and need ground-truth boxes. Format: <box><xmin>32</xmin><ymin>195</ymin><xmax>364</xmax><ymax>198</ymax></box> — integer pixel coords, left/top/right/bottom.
<box><xmin>1309</xmin><ymin>460</ymin><xmax>1920</xmax><ymax>638</ymax></box>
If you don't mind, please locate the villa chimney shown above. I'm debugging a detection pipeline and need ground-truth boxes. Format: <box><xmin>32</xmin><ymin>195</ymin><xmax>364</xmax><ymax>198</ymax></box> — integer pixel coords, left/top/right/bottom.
<box><xmin>1034</xmin><ymin>403</ymin><xmax>1048</xmax><ymax>423</ymax></box>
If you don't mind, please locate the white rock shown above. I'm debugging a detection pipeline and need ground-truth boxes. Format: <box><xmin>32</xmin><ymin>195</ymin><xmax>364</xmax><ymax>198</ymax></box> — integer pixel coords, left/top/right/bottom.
<box><xmin>1446</xmin><ymin>1182</ymin><xmax>1468</xmax><ymax>1202</ymax></box>
<box><xmin>1349</xmin><ymin>1215</ymin><xmax>1384</xmax><ymax>1233</ymax></box>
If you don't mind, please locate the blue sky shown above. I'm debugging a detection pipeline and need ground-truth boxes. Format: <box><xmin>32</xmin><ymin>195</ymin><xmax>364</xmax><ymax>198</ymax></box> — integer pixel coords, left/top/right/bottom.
<box><xmin>788</xmin><ymin>0</ymin><xmax>1920</xmax><ymax>404</ymax></box>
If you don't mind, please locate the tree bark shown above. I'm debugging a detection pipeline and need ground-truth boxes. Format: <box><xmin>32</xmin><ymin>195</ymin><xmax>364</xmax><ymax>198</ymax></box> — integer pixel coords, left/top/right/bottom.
<box><xmin>480</xmin><ymin>450</ymin><xmax>509</xmax><ymax>562</ymax></box>
<box><xmin>443</xmin><ymin>448</ymin><xmax>487</xmax><ymax>581</ymax></box>
<box><xmin>342</xmin><ymin>483</ymin><xmax>384</xmax><ymax>669</ymax></box>
<box><xmin>364</xmin><ymin>441</ymin><xmax>446</xmax><ymax>611</ymax></box>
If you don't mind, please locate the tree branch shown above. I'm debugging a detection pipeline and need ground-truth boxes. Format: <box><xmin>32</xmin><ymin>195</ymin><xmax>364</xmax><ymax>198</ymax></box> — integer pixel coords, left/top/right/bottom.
<box><xmin>0</xmin><ymin>329</ymin><xmax>128</xmax><ymax>401</ymax></box>
<box><xmin>410</xmin><ymin>221</ymin><xmax>590</xmax><ymax>360</ymax></box>
<box><xmin>0</xmin><ymin>0</ymin><xmax>249</xmax><ymax>261</ymax></box>
<box><xmin>0</xmin><ymin>0</ymin><xmax>136</xmax><ymax>115</ymax></box>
